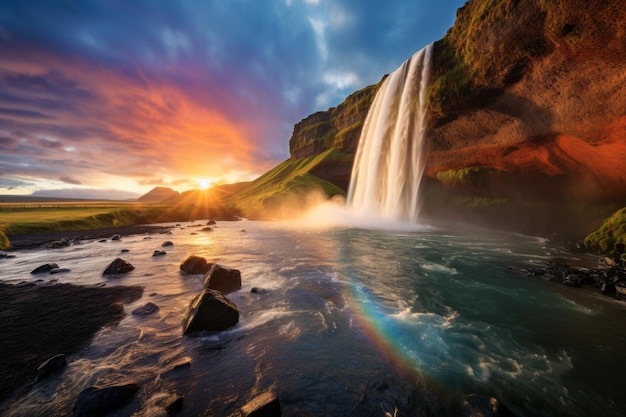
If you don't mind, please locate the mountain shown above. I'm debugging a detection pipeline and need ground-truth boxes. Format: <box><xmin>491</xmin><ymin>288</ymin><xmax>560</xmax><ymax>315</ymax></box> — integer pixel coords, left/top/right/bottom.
<box><xmin>137</xmin><ymin>187</ymin><xmax>180</xmax><ymax>203</ymax></box>
<box><xmin>276</xmin><ymin>0</ymin><xmax>625</xmax><ymax>240</ymax></box>
<box><xmin>30</xmin><ymin>188</ymin><xmax>140</xmax><ymax>201</ymax></box>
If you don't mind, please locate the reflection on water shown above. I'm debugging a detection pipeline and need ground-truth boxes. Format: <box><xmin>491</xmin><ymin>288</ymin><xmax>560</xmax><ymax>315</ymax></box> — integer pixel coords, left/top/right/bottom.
<box><xmin>1</xmin><ymin>220</ymin><xmax>625</xmax><ymax>416</ymax></box>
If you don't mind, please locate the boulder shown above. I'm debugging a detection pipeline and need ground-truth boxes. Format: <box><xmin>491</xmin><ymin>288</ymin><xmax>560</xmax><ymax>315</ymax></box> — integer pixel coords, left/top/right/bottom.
<box><xmin>162</xmin><ymin>241</ymin><xmax>174</xmax><ymax>247</ymax></box>
<box><xmin>102</xmin><ymin>258</ymin><xmax>134</xmax><ymax>275</ymax></box>
<box><xmin>50</xmin><ymin>268</ymin><xmax>71</xmax><ymax>274</ymax></box>
<box><xmin>180</xmin><ymin>255</ymin><xmax>213</xmax><ymax>274</ymax></box>
<box><xmin>563</xmin><ymin>274</ymin><xmax>581</xmax><ymax>287</ymax></box>
<box><xmin>34</xmin><ymin>353</ymin><xmax>67</xmax><ymax>382</ymax></box>
<box><xmin>207</xmin><ymin>220</ymin><xmax>217</xmax><ymax>225</ymax></box>
<box><xmin>182</xmin><ymin>289</ymin><xmax>239</xmax><ymax>335</ymax></box>
<box><xmin>241</xmin><ymin>392</ymin><xmax>282</xmax><ymax>417</ymax></box>
<box><xmin>111</xmin><ymin>234</ymin><xmax>121</xmax><ymax>241</ymax></box>
<box><xmin>203</xmin><ymin>264</ymin><xmax>242</xmax><ymax>294</ymax></box>
<box><xmin>49</xmin><ymin>238</ymin><xmax>70</xmax><ymax>248</ymax></box>
<box><xmin>201</xmin><ymin>227</ymin><xmax>213</xmax><ymax>232</ymax></box>
<box><xmin>164</xmin><ymin>395</ymin><xmax>184</xmax><ymax>415</ymax></box>
<box><xmin>601</xmin><ymin>280</ymin><xmax>617</xmax><ymax>295</ymax></box>
<box><xmin>72</xmin><ymin>383</ymin><xmax>140</xmax><ymax>417</ymax></box>
<box><xmin>132</xmin><ymin>302</ymin><xmax>159</xmax><ymax>316</ymax></box>
<box><xmin>31</xmin><ymin>263</ymin><xmax>59</xmax><ymax>274</ymax></box>
<box><xmin>463</xmin><ymin>394</ymin><xmax>514</xmax><ymax>417</ymax></box>
<box><xmin>153</xmin><ymin>250</ymin><xmax>167</xmax><ymax>257</ymax></box>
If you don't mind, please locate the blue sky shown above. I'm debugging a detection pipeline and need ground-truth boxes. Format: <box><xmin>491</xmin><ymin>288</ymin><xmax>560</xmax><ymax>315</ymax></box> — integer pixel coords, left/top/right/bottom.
<box><xmin>0</xmin><ymin>0</ymin><xmax>466</xmax><ymax>197</ymax></box>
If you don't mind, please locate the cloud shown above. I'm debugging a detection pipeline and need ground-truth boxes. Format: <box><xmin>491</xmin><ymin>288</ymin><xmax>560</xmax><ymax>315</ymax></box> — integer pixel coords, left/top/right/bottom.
<box><xmin>59</xmin><ymin>175</ymin><xmax>81</xmax><ymax>185</ymax></box>
<box><xmin>0</xmin><ymin>0</ymin><xmax>465</xmax><ymax>195</ymax></box>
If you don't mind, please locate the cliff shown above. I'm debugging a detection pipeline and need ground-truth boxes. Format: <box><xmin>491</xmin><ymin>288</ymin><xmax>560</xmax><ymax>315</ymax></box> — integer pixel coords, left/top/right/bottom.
<box><xmin>288</xmin><ymin>84</ymin><xmax>379</xmax><ymax>190</ymax></box>
<box><xmin>284</xmin><ymin>0</ymin><xmax>626</xmax><ymax>239</ymax></box>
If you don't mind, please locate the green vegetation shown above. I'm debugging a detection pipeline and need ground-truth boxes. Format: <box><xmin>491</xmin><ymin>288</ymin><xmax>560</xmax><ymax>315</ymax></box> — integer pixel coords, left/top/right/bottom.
<box><xmin>584</xmin><ymin>207</ymin><xmax>626</xmax><ymax>254</ymax></box>
<box><xmin>435</xmin><ymin>166</ymin><xmax>502</xmax><ymax>192</ymax></box>
<box><xmin>0</xmin><ymin>205</ymin><xmax>172</xmax><ymax>250</ymax></box>
<box><xmin>227</xmin><ymin>148</ymin><xmax>348</xmax><ymax>218</ymax></box>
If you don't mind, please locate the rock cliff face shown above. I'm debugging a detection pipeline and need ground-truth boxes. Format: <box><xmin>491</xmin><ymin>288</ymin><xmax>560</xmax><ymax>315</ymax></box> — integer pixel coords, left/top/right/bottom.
<box><xmin>425</xmin><ymin>0</ymin><xmax>626</xmax><ymax>204</ymax></box>
<box><xmin>286</xmin><ymin>0</ymin><xmax>626</xmax><ymax>237</ymax></box>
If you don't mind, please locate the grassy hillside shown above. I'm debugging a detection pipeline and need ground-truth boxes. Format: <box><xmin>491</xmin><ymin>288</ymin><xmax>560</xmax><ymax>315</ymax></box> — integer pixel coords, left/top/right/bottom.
<box><xmin>227</xmin><ymin>148</ymin><xmax>349</xmax><ymax>219</ymax></box>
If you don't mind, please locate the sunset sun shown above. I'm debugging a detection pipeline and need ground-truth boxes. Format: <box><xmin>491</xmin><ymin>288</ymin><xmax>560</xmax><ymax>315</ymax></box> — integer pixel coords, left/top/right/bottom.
<box><xmin>198</xmin><ymin>178</ymin><xmax>212</xmax><ymax>189</ymax></box>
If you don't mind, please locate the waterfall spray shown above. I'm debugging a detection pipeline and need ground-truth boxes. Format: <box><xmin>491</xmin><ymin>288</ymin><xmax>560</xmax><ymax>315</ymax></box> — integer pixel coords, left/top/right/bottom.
<box><xmin>347</xmin><ymin>44</ymin><xmax>433</xmax><ymax>223</ymax></box>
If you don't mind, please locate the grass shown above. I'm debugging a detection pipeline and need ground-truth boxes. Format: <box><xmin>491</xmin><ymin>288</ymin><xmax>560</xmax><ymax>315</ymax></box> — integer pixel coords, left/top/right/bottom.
<box><xmin>0</xmin><ymin>205</ymin><xmax>171</xmax><ymax>250</ymax></box>
<box><xmin>227</xmin><ymin>148</ymin><xmax>348</xmax><ymax>218</ymax></box>
<box><xmin>584</xmin><ymin>207</ymin><xmax>626</xmax><ymax>254</ymax></box>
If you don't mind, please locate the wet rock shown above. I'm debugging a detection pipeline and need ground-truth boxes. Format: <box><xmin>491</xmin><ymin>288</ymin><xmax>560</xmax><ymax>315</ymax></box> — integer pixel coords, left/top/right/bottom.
<box><xmin>102</xmin><ymin>258</ymin><xmax>134</xmax><ymax>275</ymax></box>
<box><xmin>207</xmin><ymin>220</ymin><xmax>217</xmax><ymax>225</ymax></box>
<box><xmin>601</xmin><ymin>280</ymin><xmax>617</xmax><ymax>295</ymax></box>
<box><xmin>604</xmin><ymin>256</ymin><xmax>619</xmax><ymax>267</ymax></box>
<box><xmin>162</xmin><ymin>241</ymin><xmax>174</xmax><ymax>247</ymax></box>
<box><xmin>132</xmin><ymin>302</ymin><xmax>159</xmax><ymax>316</ymax></box>
<box><xmin>72</xmin><ymin>383</ymin><xmax>140</xmax><ymax>417</ymax></box>
<box><xmin>563</xmin><ymin>274</ymin><xmax>581</xmax><ymax>287</ymax></box>
<box><xmin>0</xmin><ymin>250</ymin><xmax>15</xmax><ymax>259</ymax></box>
<box><xmin>49</xmin><ymin>238</ymin><xmax>70</xmax><ymax>248</ymax></box>
<box><xmin>34</xmin><ymin>353</ymin><xmax>67</xmax><ymax>382</ymax></box>
<box><xmin>203</xmin><ymin>264</ymin><xmax>242</xmax><ymax>294</ymax></box>
<box><xmin>111</xmin><ymin>234</ymin><xmax>121</xmax><ymax>241</ymax></box>
<box><xmin>153</xmin><ymin>250</ymin><xmax>167</xmax><ymax>257</ymax></box>
<box><xmin>98</xmin><ymin>239</ymin><xmax>107</xmax><ymax>243</ymax></box>
<box><xmin>251</xmin><ymin>287</ymin><xmax>269</xmax><ymax>294</ymax></box>
<box><xmin>463</xmin><ymin>394</ymin><xmax>514</xmax><ymax>417</ymax></box>
<box><xmin>143</xmin><ymin>236</ymin><xmax>152</xmax><ymax>240</ymax></box>
<box><xmin>201</xmin><ymin>227</ymin><xmax>213</xmax><ymax>232</ymax></box>
<box><xmin>31</xmin><ymin>263</ymin><xmax>59</xmax><ymax>274</ymax></box>
<box><xmin>121</xmin><ymin>249</ymin><xmax>130</xmax><ymax>253</ymax></box>
<box><xmin>164</xmin><ymin>395</ymin><xmax>184</xmax><ymax>415</ymax></box>
<box><xmin>180</xmin><ymin>255</ymin><xmax>213</xmax><ymax>274</ymax></box>
<box><xmin>182</xmin><ymin>289</ymin><xmax>239</xmax><ymax>335</ymax></box>
<box><xmin>160</xmin><ymin>357</ymin><xmax>192</xmax><ymax>379</ymax></box>
<box><xmin>241</xmin><ymin>391</ymin><xmax>282</xmax><ymax>417</ymax></box>
<box><xmin>50</xmin><ymin>268</ymin><xmax>71</xmax><ymax>274</ymax></box>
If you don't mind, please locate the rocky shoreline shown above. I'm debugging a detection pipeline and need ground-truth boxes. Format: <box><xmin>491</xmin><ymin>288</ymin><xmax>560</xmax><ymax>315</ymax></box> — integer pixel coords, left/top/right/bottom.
<box><xmin>5</xmin><ymin>224</ymin><xmax>174</xmax><ymax>250</ymax></box>
<box><xmin>0</xmin><ymin>282</ymin><xmax>143</xmax><ymax>402</ymax></box>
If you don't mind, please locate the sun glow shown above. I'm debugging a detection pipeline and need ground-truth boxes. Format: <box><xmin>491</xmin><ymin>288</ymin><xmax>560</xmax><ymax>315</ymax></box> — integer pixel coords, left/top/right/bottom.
<box><xmin>198</xmin><ymin>178</ymin><xmax>212</xmax><ymax>189</ymax></box>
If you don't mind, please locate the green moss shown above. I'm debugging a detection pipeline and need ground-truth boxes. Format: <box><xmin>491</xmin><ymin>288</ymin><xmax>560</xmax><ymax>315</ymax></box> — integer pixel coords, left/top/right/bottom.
<box><xmin>584</xmin><ymin>207</ymin><xmax>626</xmax><ymax>254</ymax></box>
<box><xmin>435</xmin><ymin>166</ymin><xmax>501</xmax><ymax>189</ymax></box>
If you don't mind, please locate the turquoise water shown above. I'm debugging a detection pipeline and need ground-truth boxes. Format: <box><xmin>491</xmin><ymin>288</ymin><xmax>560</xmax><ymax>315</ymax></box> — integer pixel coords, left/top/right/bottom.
<box><xmin>1</xmin><ymin>220</ymin><xmax>625</xmax><ymax>416</ymax></box>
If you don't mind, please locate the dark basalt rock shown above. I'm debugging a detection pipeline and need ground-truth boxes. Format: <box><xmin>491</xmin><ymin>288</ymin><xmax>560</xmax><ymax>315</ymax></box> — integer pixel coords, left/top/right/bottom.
<box><xmin>50</xmin><ymin>268</ymin><xmax>71</xmax><ymax>274</ymax></box>
<box><xmin>72</xmin><ymin>383</ymin><xmax>140</xmax><ymax>417</ymax></box>
<box><xmin>207</xmin><ymin>220</ymin><xmax>217</xmax><ymax>225</ymax></box>
<box><xmin>153</xmin><ymin>250</ymin><xmax>167</xmax><ymax>257</ymax></box>
<box><xmin>111</xmin><ymin>234</ymin><xmax>121</xmax><ymax>241</ymax></box>
<box><xmin>241</xmin><ymin>391</ymin><xmax>282</xmax><ymax>417</ymax></box>
<box><xmin>463</xmin><ymin>394</ymin><xmax>514</xmax><ymax>417</ymax></box>
<box><xmin>182</xmin><ymin>289</ymin><xmax>239</xmax><ymax>335</ymax></box>
<box><xmin>102</xmin><ymin>258</ymin><xmax>134</xmax><ymax>275</ymax></box>
<box><xmin>203</xmin><ymin>264</ymin><xmax>242</xmax><ymax>294</ymax></box>
<box><xmin>180</xmin><ymin>255</ymin><xmax>213</xmax><ymax>274</ymax></box>
<box><xmin>132</xmin><ymin>302</ymin><xmax>159</xmax><ymax>316</ymax></box>
<box><xmin>34</xmin><ymin>353</ymin><xmax>67</xmax><ymax>382</ymax></box>
<box><xmin>49</xmin><ymin>238</ymin><xmax>70</xmax><ymax>248</ymax></box>
<box><xmin>31</xmin><ymin>263</ymin><xmax>59</xmax><ymax>274</ymax></box>
<box><xmin>162</xmin><ymin>241</ymin><xmax>174</xmax><ymax>247</ymax></box>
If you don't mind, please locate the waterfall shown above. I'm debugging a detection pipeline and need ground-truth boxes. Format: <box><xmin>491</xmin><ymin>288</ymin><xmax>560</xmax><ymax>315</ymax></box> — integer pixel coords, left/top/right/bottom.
<box><xmin>347</xmin><ymin>44</ymin><xmax>433</xmax><ymax>223</ymax></box>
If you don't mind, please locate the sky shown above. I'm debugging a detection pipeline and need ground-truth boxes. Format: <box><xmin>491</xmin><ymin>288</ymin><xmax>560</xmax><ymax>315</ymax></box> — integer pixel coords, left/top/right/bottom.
<box><xmin>0</xmin><ymin>0</ymin><xmax>466</xmax><ymax>199</ymax></box>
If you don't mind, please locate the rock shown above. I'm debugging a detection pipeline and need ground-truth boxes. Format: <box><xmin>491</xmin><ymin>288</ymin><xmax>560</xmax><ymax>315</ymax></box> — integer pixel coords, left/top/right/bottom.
<box><xmin>132</xmin><ymin>302</ymin><xmax>159</xmax><ymax>316</ymax></box>
<box><xmin>72</xmin><ymin>383</ymin><xmax>140</xmax><ymax>417</ymax></box>
<box><xmin>50</xmin><ymin>268</ymin><xmax>71</xmax><ymax>274</ymax></box>
<box><xmin>207</xmin><ymin>220</ymin><xmax>217</xmax><ymax>225</ymax></box>
<box><xmin>563</xmin><ymin>274</ymin><xmax>582</xmax><ymax>287</ymax></box>
<box><xmin>160</xmin><ymin>357</ymin><xmax>192</xmax><ymax>379</ymax></box>
<box><xmin>164</xmin><ymin>395</ymin><xmax>184</xmax><ymax>415</ymax></box>
<box><xmin>251</xmin><ymin>287</ymin><xmax>268</xmax><ymax>294</ymax></box>
<box><xmin>241</xmin><ymin>392</ymin><xmax>282</xmax><ymax>417</ymax></box>
<box><xmin>162</xmin><ymin>241</ymin><xmax>174</xmax><ymax>247</ymax></box>
<box><xmin>201</xmin><ymin>227</ymin><xmax>213</xmax><ymax>232</ymax></box>
<box><xmin>34</xmin><ymin>353</ymin><xmax>67</xmax><ymax>382</ymax></box>
<box><xmin>98</xmin><ymin>239</ymin><xmax>107</xmax><ymax>243</ymax></box>
<box><xmin>180</xmin><ymin>255</ymin><xmax>213</xmax><ymax>274</ymax></box>
<box><xmin>202</xmin><ymin>264</ymin><xmax>242</xmax><ymax>294</ymax></box>
<box><xmin>182</xmin><ymin>289</ymin><xmax>239</xmax><ymax>335</ymax></box>
<box><xmin>143</xmin><ymin>236</ymin><xmax>152</xmax><ymax>240</ymax></box>
<box><xmin>31</xmin><ymin>263</ymin><xmax>59</xmax><ymax>274</ymax></box>
<box><xmin>153</xmin><ymin>250</ymin><xmax>167</xmax><ymax>257</ymax></box>
<box><xmin>605</xmin><ymin>257</ymin><xmax>619</xmax><ymax>267</ymax></box>
<box><xmin>49</xmin><ymin>238</ymin><xmax>70</xmax><ymax>248</ymax></box>
<box><xmin>0</xmin><ymin>250</ymin><xmax>15</xmax><ymax>259</ymax></box>
<box><xmin>111</xmin><ymin>234</ymin><xmax>121</xmax><ymax>241</ymax></box>
<box><xmin>121</xmin><ymin>249</ymin><xmax>130</xmax><ymax>253</ymax></box>
<box><xmin>463</xmin><ymin>394</ymin><xmax>514</xmax><ymax>417</ymax></box>
<box><xmin>601</xmin><ymin>280</ymin><xmax>617</xmax><ymax>295</ymax></box>
<box><xmin>102</xmin><ymin>258</ymin><xmax>134</xmax><ymax>275</ymax></box>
